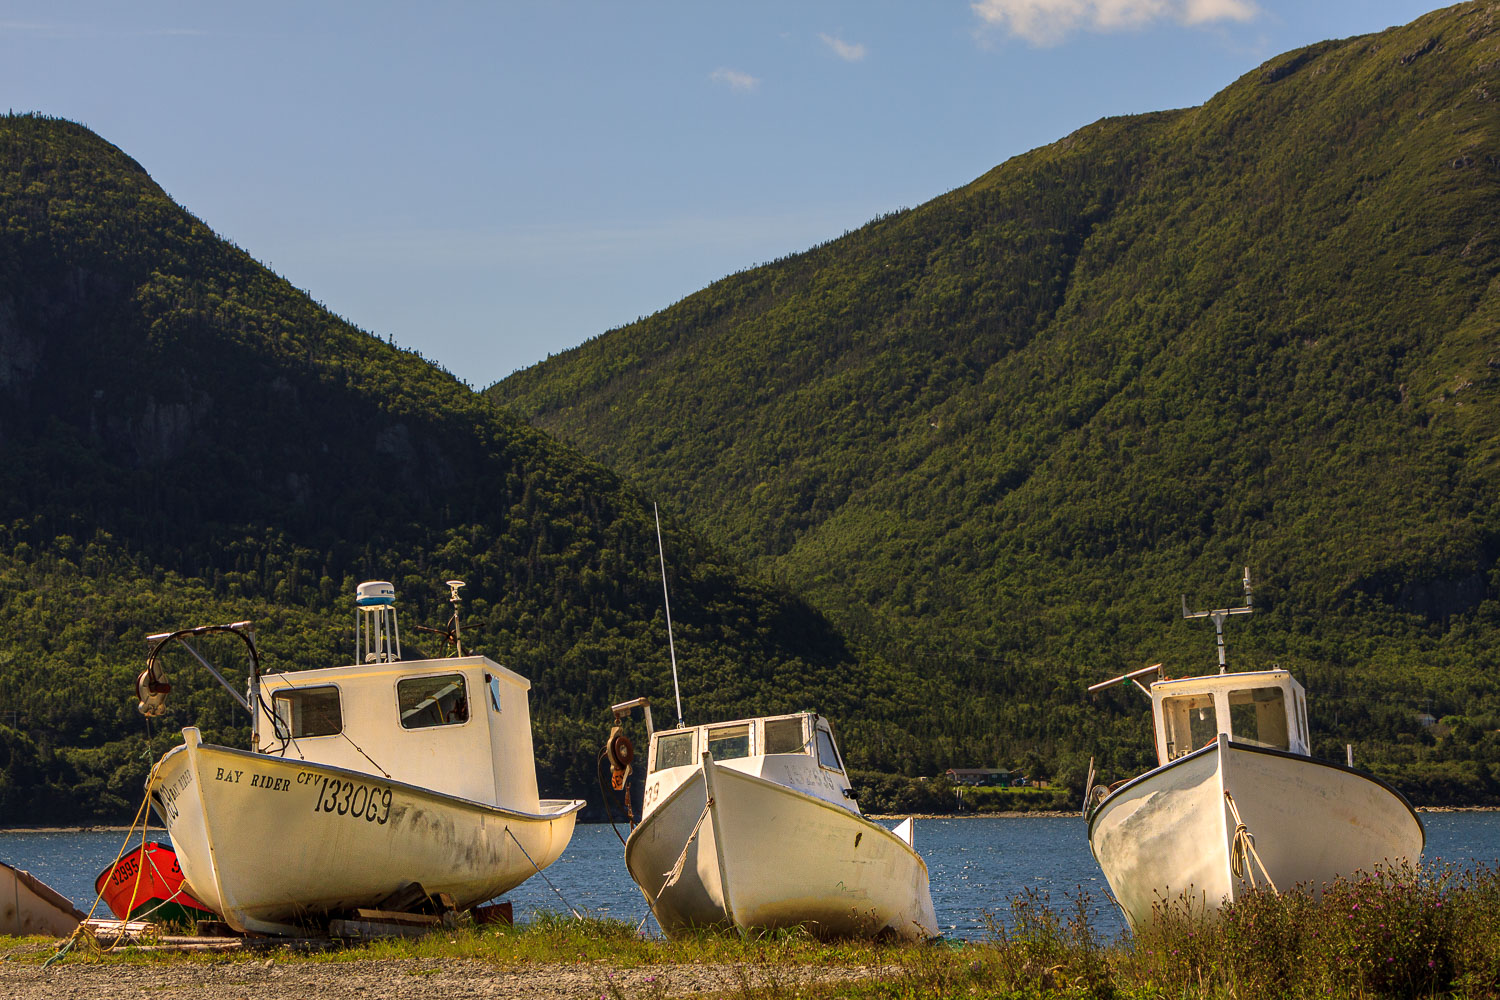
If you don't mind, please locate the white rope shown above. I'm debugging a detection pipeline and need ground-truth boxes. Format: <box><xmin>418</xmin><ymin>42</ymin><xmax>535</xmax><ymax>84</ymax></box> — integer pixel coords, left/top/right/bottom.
<box><xmin>660</xmin><ymin>797</ymin><xmax>713</xmax><ymax>892</ymax></box>
<box><xmin>505</xmin><ymin>826</ymin><xmax>582</xmax><ymax>919</ymax></box>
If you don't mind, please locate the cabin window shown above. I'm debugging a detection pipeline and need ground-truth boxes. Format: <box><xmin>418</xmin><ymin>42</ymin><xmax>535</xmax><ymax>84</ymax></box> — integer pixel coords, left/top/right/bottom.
<box><xmin>1230</xmin><ymin>687</ymin><xmax>1290</xmax><ymax>751</ymax></box>
<box><xmin>397</xmin><ymin>674</ymin><xmax>469</xmax><ymax>729</ymax></box>
<box><xmin>815</xmin><ymin>728</ymin><xmax>844</xmax><ymax>773</ymax></box>
<box><xmin>653</xmin><ymin>731</ymin><xmax>695</xmax><ymax>771</ymax></box>
<box><xmin>1296</xmin><ymin>693</ymin><xmax>1308</xmax><ymax>749</ymax></box>
<box><xmin>273</xmin><ymin>686</ymin><xmax>342</xmax><ymax>738</ymax></box>
<box><xmin>1161</xmin><ymin>694</ymin><xmax>1219</xmax><ymax>760</ymax></box>
<box><xmin>764</xmin><ymin>718</ymin><xmax>807</xmax><ymax>755</ymax></box>
<box><xmin>486</xmin><ymin>673</ymin><xmax>502</xmax><ymax>713</ymax></box>
<box><xmin>708</xmin><ymin>723</ymin><xmax>752</xmax><ymax>761</ymax></box>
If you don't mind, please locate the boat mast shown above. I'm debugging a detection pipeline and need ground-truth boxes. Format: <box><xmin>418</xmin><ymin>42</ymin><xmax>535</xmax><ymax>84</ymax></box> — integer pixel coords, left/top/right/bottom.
<box><xmin>654</xmin><ymin>502</ymin><xmax>684</xmax><ymax>728</ymax></box>
<box><xmin>1182</xmin><ymin>567</ymin><xmax>1254</xmax><ymax>674</ymax></box>
<box><xmin>445</xmin><ymin>580</ymin><xmax>466</xmax><ymax>657</ymax></box>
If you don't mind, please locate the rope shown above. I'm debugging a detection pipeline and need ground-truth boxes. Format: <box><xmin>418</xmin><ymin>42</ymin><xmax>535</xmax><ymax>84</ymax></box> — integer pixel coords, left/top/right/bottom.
<box><xmin>596</xmin><ymin>746</ymin><xmax>630</xmax><ymax>848</ymax></box>
<box><xmin>594</xmin><ymin>746</ymin><xmax>660</xmax><ymax>935</ymax></box>
<box><xmin>259</xmin><ymin>673</ymin><xmax>388</xmax><ymax>776</ymax></box>
<box><xmin>45</xmin><ymin>759</ymin><xmax>165</xmax><ymax>966</ymax></box>
<box><xmin>632</xmin><ymin>797</ymin><xmax>714</xmax><ymax>937</ymax></box>
<box><xmin>660</xmin><ymin>797</ymin><xmax>712</xmax><ymax>893</ymax></box>
<box><xmin>504</xmin><ymin>826</ymin><xmax>581</xmax><ymax>920</ymax></box>
<box><xmin>1224</xmin><ymin>790</ymin><xmax>1278</xmax><ymax>894</ymax></box>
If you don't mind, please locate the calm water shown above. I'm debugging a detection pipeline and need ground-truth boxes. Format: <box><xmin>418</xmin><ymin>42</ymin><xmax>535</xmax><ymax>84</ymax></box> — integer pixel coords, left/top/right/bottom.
<box><xmin>5</xmin><ymin>813</ymin><xmax>1498</xmax><ymax>940</ymax></box>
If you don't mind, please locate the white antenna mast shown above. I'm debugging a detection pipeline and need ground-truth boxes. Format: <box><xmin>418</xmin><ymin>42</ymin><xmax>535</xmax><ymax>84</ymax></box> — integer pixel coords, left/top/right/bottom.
<box><xmin>1183</xmin><ymin>567</ymin><xmax>1255</xmax><ymax>674</ymax></box>
<box><xmin>654</xmin><ymin>502</ymin><xmax>684</xmax><ymax>728</ymax></box>
<box><xmin>445</xmin><ymin>580</ymin><xmax>466</xmax><ymax>657</ymax></box>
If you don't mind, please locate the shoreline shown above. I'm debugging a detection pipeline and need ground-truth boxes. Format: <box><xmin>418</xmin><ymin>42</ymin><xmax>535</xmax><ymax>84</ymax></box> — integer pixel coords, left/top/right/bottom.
<box><xmin>4</xmin><ymin>804</ymin><xmax>1492</xmax><ymax>833</ymax></box>
<box><xmin>0</xmin><ymin>827</ymin><xmax>141</xmax><ymax>834</ymax></box>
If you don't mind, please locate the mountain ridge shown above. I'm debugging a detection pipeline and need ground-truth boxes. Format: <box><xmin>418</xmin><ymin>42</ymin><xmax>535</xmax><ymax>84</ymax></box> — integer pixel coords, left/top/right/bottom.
<box><xmin>490</xmin><ymin>2</ymin><xmax>1500</xmax><ymax>797</ymax></box>
<box><xmin>0</xmin><ymin>113</ymin><xmax>943</xmax><ymax>823</ymax></box>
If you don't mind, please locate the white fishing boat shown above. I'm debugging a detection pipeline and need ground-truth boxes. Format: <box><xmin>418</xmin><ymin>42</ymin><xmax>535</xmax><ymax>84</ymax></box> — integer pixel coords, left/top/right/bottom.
<box><xmin>0</xmin><ymin>861</ymin><xmax>86</xmax><ymax>937</ymax></box>
<box><xmin>609</xmin><ymin>704</ymin><xmax>937</xmax><ymax>940</ymax></box>
<box><xmin>601</xmin><ymin>506</ymin><xmax>936</xmax><ymax>940</ymax></box>
<box><xmin>137</xmin><ymin>580</ymin><xmax>584</xmax><ymax>935</ymax></box>
<box><xmin>1085</xmin><ymin>570</ymin><xmax>1424</xmax><ymax>930</ymax></box>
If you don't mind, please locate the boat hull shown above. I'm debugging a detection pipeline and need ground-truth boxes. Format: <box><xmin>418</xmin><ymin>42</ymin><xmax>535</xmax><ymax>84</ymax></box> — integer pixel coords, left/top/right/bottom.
<box><xmin>151</xmin><ymin>728</ymin><xmax>583</xmax><ymax>935</ymax></box>
<box><xmin>0</xmin><ymin>861</ymin><xmax>86</xmax><ymax>937</ymax></box>
<box><xmin>1089</xmin><ymin>735</ymin><xmax>1424</xmax><ymax>929</ymax></box>
<box><xmin>626</xmin><ymin>754</ymin><xmax>936</xmax><ymax>940</ymax></box>
<box><xmin>95</xmin><ymin>842</ymin><xmax>218</xmax><ymax>924</ymax></box>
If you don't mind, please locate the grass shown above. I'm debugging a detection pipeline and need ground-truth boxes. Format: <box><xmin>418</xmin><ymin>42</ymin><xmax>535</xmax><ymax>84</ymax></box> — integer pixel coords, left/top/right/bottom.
<box><xmin>12</xmin><ymin>864</ymin><xmax>1500</xmax><ymax>997</ymax></box>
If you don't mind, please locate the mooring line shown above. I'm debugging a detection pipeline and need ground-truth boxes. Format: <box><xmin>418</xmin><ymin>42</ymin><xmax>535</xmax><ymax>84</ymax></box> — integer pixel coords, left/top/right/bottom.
<box><xmin>505</xmin><ymin>825</ymin><xmax>582</xmax><ymax>920</ymax></box>
<box><xmin>1225</xmin><ymin>790</ymin><xmax>1278</xmax><ymax>893</ymax></box>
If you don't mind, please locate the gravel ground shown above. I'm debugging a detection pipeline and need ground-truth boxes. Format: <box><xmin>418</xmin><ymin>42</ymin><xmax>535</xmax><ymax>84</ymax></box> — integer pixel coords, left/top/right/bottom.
<box><xmin>0</xmin><ymin>956</ymin><xmax>885</xmax><ymax>999</ymax></box>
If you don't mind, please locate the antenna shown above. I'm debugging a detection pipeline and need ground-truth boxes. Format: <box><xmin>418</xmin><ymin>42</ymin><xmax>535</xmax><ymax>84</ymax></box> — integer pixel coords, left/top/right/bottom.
<box><xmin>654</xmin><ymin>502</ymin><xmax>684</xmax><ymax>728</ymax></box>
<box><xmin>355</xmin><ymin>581</ymin><xmax>401</xmax><ymax>663</ymax></box>
<box><xmin>1182</xmin><ymin>567</ymin><xmax>1255</xmax><ymax>674</ymax></box>
<box><xmin>446</xmin><ymin>580</ymin><xmax>466</xmax><ymax>657</ymax></box>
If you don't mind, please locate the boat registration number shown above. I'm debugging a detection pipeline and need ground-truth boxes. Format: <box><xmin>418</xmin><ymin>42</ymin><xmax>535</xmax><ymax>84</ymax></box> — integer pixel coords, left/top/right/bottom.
<box><xmin>308</xmin><ymin>775</ymin><xmax>392</xmax><ymax>825</ymax></box>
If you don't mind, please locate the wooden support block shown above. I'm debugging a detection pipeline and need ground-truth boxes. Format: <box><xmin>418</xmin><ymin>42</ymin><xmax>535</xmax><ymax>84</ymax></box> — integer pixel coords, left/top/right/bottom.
<box><xmin>349</xmin><ymin>907</ymin><xmax>441</xmax><ymax>926</ymax></box>
<box><xmin>375</xmin><ymin>882</ymin><xmax>430</xmax><ymax>913</ymax></box>
<box><xmin>471</xmin><ymin>901</ymin><xmax>513</xmax><ymax>926</ymax></box>
<box><xmin>192</xmin><ymin>920</ymin><xmax>240</xmax><ymax>938</ymax></box>
<box><xmin>329</xmin><ymin>917</ymin><xmax>438</xmax><ymax>940</ymax></box>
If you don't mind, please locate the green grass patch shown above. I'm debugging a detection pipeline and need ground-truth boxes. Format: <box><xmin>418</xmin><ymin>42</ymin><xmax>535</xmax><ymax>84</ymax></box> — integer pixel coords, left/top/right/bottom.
<box><xmin>16</xmin><ymin>863</ymin><xmax>1500</xmax><ymax>997</ymax></box>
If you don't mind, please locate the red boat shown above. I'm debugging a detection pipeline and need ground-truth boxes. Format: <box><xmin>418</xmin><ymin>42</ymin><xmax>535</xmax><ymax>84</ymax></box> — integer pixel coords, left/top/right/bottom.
<box><xmin>95</xmin><ymin>842</ymin><xmax>218</xmax><ymax>925</ymax></box>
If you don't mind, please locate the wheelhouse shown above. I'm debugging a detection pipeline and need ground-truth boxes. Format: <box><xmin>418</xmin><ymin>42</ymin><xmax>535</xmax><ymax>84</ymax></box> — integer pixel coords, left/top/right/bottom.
<box><xmin>254</xmin><ymin>655</ymin><xmax>539</xmax><ymax>809</ymax></box>
<box><xmin>247</xmin><ymin>581</ymin><xmax>541</xmax><ymax>811</ymax></box>
<box><xmin>646</xmin><ymin>712</ymin><xmax>845</xmax><ymax>775</ymax></box>
<box><xmin>1150</xmin><ymin>669</ymin><xmax>1310</xmax><ymax>766</ymax></box>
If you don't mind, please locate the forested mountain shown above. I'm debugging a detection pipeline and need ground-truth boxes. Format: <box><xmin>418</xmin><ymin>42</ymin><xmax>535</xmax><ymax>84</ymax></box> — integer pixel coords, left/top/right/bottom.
<box><xmin>493</xmin><ymin>2</ymin><xmax>1500</xmax><ymax>799</ymax></box>
<box><xmin>0</xmin><ymin>114</ymin><xmax>938</xmax><ymax>823</ymax></box>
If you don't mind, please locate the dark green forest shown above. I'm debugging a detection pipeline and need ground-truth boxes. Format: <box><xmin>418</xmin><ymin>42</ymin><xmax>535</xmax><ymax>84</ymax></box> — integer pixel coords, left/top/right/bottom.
<box><xmin>2</xmin><ymin>4</ymin><xmax>1499</xmax><ymax>825</ymax></box>
<box><xmin>0</xmin><ymin>115</ymin><xmax>954</xmax><ymax>824</ymax></box>
<box><xmin>493</xmin><ymin>3</ymin><xmax>1500</xmax><ymax>802</ymax></box>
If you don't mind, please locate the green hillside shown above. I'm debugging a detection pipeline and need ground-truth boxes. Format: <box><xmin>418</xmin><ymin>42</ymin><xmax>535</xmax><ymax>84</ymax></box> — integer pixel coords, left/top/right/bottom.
<box><xmin>492</xmin><ymin>3</ymin><xmax>1500</xmax><ymax>798</ymax></box>
<box><xmin>0</xmin><ymin>114</ymin><xmax>936</xmax><ymax>823</ymax></box>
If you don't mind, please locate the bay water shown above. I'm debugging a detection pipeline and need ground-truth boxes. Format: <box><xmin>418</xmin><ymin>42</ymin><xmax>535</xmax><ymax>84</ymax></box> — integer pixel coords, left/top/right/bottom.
<box><xmin>5</xmin><ymin>812</ymin><xmax>1498</xmax><ymax>940</ymax></box>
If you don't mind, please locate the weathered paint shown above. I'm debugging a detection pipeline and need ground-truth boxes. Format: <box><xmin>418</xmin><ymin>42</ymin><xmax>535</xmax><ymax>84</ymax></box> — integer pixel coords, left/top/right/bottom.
<box><xmin>1090</xmin><ymin>736</ymin><xmax>1423</xmax><ymax>930</ymax></box>
<box><xmin>0</xmin><ymin>861</ymin><xmax>85</xmax><ymax>937</ymax></box>
<box><xmin>151</xmin><ymin>728</ymin><xmax>581</xmax><ymax>935</ymax></box>
<box><xmin>627</xmin><ymin>751</ymin><xmax>937</xmax><ymax>940</ymax></box>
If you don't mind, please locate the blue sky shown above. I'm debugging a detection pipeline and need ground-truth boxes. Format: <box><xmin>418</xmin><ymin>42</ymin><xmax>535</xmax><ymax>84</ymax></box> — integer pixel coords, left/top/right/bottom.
<box><xmin>1</xmin><ymin>1</ymin><xmax>1447</xmax><ymax>386</ymax></box>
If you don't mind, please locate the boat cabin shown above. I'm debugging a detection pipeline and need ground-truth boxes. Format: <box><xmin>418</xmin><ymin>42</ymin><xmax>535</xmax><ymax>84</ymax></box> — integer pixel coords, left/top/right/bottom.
<box><xmin>1150</xmin><ymin>669</ymin><xmax>1310</xmax><ymax>766</ymax></box>
<box><xmin>250</xmin><ymin>582</ymin><xmax>541</xmax><ymax>812</ymax></box>
<box><xmin>644</xmin><ymin>712</ymin><xmax>855</xmax><ymax>815</ymax></box>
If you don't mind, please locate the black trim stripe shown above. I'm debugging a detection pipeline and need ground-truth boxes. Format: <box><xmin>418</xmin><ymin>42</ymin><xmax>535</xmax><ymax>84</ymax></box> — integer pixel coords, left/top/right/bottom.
<box><xmin>1087</xmin><ymin>741</ymin><xmax>1424</xmax><ymax>848</ymax></box>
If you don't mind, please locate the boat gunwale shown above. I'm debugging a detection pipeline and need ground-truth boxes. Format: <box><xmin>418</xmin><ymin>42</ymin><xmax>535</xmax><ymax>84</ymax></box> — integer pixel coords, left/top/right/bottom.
<box><xmin>1086</xmin><ymin>739</ymin><xmax>1424</xmax><ymax>847</ymax></box>
<box><xmin>626</xmin><ymin>757</ymin><xmax>930</xmax><ymax>875</ymax></box>
<box><xmin>152</xmin><ymin>734</ymin><xmax>586</xmax><ymax>823</ymax></box>
<box><xmin>2</xmin><ymin>860</ymin><xmax>88</xmax><ymax>921</ymax></box>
